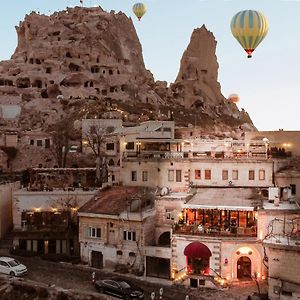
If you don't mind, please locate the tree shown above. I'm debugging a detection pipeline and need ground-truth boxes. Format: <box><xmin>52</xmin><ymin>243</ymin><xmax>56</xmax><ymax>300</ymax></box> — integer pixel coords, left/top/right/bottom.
<box><xmin>49</xmin><ymin>119</ymin><xmax>79</xmax><ymax>168</ymax></box>
<box><xmin>83</xmin><ymin>125</ymin><xmax>115</xmax><ymax>187</ymax></box>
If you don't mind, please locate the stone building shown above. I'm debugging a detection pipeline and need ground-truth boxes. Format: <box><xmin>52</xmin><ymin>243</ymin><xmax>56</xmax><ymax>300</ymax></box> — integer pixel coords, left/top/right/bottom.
<box><xmin>12</xmin><ymin>187</ymin><xmax>96</xmax><ymax>256</ymax></box>
<box><xmin>78</xmin><ymin>186</ymin><xmax>155</xmax><ymax>273</ymax></box>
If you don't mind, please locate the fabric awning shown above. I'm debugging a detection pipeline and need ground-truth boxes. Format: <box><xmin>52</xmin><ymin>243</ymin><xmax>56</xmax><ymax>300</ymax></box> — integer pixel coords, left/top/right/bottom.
<box><xmin>184</xmin><ymin>242</ymin><xmax>212</xmax><ymax>258</ymax></box>
<box><xmin>183</xmin><ymin>204</ymin><xmax>254</xmax><ymax>211</ymax></box>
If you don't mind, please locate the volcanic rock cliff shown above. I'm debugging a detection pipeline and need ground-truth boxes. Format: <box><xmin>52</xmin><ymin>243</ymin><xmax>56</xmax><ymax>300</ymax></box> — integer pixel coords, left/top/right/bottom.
<box><xmin>0</xmin><ymin>6</ymin><xmax>255</xmax><ymax>169</ymax></box>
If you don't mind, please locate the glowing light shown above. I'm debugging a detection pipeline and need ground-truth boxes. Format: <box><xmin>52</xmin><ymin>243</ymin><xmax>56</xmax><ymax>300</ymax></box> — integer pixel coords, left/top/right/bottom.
<box><xmin>236</xmin><ymin>247</ymin><xmax>253</xmax><ymax>255</ymax></box>
<box><xmin>34</xmin><ymin>207</ymin><xmax>41</xmax><ymax>212</ymax></box>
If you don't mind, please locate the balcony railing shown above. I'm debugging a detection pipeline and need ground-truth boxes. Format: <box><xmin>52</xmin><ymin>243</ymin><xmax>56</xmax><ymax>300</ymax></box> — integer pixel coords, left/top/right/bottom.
<box><xmin>173</xmin><ymin>224</ymin><xmax>257</xmax><ymax>238</ymax></box>
<box><xmin>123</xmin><ymin>150</ymin><xmax>269</xmax><ymax>160</ymax></box>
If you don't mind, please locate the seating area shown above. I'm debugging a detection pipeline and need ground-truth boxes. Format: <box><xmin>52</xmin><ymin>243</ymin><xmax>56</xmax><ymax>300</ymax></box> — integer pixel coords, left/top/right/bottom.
<box><xmin>174</xmin><ymin>208</ymin><xmax>257</xmax><ymax>237</ymax></box>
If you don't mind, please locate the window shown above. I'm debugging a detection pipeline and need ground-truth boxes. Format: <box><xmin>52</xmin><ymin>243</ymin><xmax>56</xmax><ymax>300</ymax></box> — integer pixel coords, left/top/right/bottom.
<box><xmin>165</xmin><ymin>209</ymin><xmax>174</xmax><ymax>220</ymax></box>
<box><xmin>87</xmin><ymin>227</ymin><xmax>101</xmax><ymax>238</ymax></box>
<box><xmin>290</xmin><ymin>184</ymin><xmax>296</xmax><ymax>195</ymax></box>
<box><xmin>30</xmin><ymin>139</ymin><xmax>34</xmax><ymax>145</ymax></box>
<box><xmin>222</xmin><ymin>170</ymin><xmax>228</xmax><ymax>180</ymax></box>
<box><xmin>36</xmin><ymin>140</ymin><xmax>43</xmax><ymax>147</ymax></box>
<box><xmin>259</xmin><ymin>169</ymin><xmax>265</xmax><ymax>181</ymax></box>
<box><xmin>232</xmin><ymin>170</ymin><xmax>239</xmax><ymax>180</ymax></box>
<box><xmin>176</xmin><ymin>170</ymin><xmax>182</xmax><ymax>182</ymax></box>
<box><xmin>195</xmin><ymin>170</ymin><xmax>201</xmax><ymax>180</ymax></box>
<box><xmin>249</xmin><ymin>170</ymin><xmax>255</xmax><ymax>180</ymax></box>
<box><xmin>106</xmin><ymin>143</ymin><xmax>114</xmax><ymax>151</ymax></box>
<box><xmin>204</xmin><ymin>169</ymin><xmax>211</xmax><ymax>180</ymax></box>
<box><xmin>142</xmin><ymin>171</ymin><xmax>148</xmax><ymax>182</ymax></box>
<box><xmin>126</xmin><ymin>142</ymin><xmax>134</xmax><ymax>150</ymax></box>
<box><xmin>123</xmin><ymin>230</ymin><xmax>136</xmax><ymax>241</ymax></box>
<box><xmin>168</xmin><ymin>170</ymin><xmax>174</xmax><ymax>182</ymax></box>
<box><xmin>131</xmin><ymin>171</ymin><xmax>137</xmax><ymax>182</ymax></box>
<box><xmin>163</xmin><ymin>127</ymin><xmax>171</xmax><ymax>132</ymax></box>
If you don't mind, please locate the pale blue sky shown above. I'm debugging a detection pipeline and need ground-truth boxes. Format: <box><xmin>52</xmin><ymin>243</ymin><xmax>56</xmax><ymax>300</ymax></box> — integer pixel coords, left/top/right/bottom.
<box><xmin>0</xmin><ymin>0</ymin><xmax>299</xmax><ymax>131</ymax></box>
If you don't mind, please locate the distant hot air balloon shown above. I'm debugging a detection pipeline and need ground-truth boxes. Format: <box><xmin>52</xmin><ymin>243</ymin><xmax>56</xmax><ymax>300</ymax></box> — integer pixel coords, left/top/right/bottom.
<box><xmin>230</xmin><ymin>10</ymin><xmax>268</xmax><ymax>58</ymax></box>
<box><xmin>132</xmin><ymin>2</ymin><xmax>147</xmax><ymax>21</ymax></box>
<box><xmin>228</xmin><ymin>94</ymin><xmax>240</xmax><ymax>104</ymax></box>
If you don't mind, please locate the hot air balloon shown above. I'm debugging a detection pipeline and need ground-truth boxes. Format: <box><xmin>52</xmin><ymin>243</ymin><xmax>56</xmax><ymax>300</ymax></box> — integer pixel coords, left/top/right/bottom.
<box><xmin>228</xmin><ymin>94</ymin><xmax>240</xmax><ymax>104</ymax></box>
<box><xmin>230</xmin><ymin>10</ymin><xmax>268</xmax><ymax>58</ymax></box>
<box><xmin>132</xmin><ymin>2</ymin><xmax>147</xmax><ymax>21</ymax></box>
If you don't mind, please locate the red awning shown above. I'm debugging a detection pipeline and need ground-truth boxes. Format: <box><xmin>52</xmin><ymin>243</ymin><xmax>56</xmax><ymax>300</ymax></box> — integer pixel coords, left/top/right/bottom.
<box><xmin>184</xmin><ymin>242</ymin><xmax>212</xmax><ymax>258</ymax></box>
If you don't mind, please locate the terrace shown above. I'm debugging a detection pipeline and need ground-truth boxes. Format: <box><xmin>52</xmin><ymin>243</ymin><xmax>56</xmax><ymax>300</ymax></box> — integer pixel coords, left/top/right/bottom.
<box><xmin>173</xmin><ymin>188</ymin><xmax>265</xmax><ymax>238</ymax></box>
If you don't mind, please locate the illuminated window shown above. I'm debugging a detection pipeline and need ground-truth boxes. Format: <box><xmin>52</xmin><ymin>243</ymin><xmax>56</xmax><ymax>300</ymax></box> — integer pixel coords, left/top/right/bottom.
<box><xmin>232</xmin><ymin>170</ymin><xmax>238</xmax><ymax>180</ymax></box>
<box><xmin>222</xmin><ymin>170</ymin><xmax>228</xmax><ymax>180</ymax></box>
<box><xmin>259</xmin><ymin>169</ymin><xmax>265</xmax><ymax>181</ymax></box>
<box><xmin>249</xmin><ymin>170</ymin><xmax>255</xmax><ymax>180</ymax></box>
<box><xmin>195</xmin><ymin>170</ymin><xmax>201</xmax><ymax>179</ymax></box>
<box><xmin>168</xmin><ymin>170</ymin><xmax>174</xmax><ymax>182</ymax></box>
<box><xmin>205</xmin><ymin>169</ymin><xmax>211</xmax><ymax>180</ymax></box>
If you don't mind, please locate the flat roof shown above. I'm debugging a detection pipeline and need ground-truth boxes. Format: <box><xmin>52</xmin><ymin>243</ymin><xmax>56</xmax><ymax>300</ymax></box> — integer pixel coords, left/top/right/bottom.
<box><xmin>185</xmin><ymin>188</ymin><xmax>265</xmax><ymax>211</ymax></box>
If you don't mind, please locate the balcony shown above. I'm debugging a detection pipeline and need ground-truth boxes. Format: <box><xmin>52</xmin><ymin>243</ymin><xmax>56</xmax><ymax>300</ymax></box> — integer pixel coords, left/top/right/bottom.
<box><xmin>123</xmin><ymin>150</ymin><xmax>269</xmax><ymax>161</ymax></box>
<box><xmin>173</xmin><ymin>224</ymin><xmax>257</xmax><ymax>238</ymax></box>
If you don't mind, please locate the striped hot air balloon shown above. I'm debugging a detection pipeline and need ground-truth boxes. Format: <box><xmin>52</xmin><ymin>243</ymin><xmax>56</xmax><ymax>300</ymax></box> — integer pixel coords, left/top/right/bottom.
<box><xmin>230</xmin><ymin>10</ymin><xmax>268</xmax><ymax>58</ymax></box>
<box><xmin>132</xmin><ymin>2</ymin><xmax>147</xmax><ymax>21</ymax></box>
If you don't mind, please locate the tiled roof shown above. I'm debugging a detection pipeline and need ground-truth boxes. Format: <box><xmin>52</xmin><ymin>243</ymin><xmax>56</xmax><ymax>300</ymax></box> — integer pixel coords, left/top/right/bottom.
<box><xmin>79</xmin><ymin>186</ymin><xmax>153</xmax><ymax>215</ymax></box>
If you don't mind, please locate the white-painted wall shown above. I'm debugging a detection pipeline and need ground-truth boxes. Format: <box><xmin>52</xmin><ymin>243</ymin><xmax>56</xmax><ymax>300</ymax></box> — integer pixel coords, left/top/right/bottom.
<box><xmin>120</xmin><ymin>159</ymin><xmax>273</xmax><ymax>190</ymax></box>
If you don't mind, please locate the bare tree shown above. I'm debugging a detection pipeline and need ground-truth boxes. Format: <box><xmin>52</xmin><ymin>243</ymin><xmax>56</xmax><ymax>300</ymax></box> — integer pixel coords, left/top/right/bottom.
<box><xmin>84</xmin><ymin>125</ymin><xmax>115</xmax><ymax>187</ymax></box>
<box><xmin>49</xmin><ymin>119</ymin><xmax>79</xmax><ymax>167</ymax></box>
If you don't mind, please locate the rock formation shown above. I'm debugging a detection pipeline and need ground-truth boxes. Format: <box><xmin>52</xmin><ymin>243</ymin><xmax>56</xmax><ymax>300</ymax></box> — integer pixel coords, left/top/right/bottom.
<box><xmin>0</xmin><ymin>6</ymin><xmax>256</xmax><ymax>170</ymax></box>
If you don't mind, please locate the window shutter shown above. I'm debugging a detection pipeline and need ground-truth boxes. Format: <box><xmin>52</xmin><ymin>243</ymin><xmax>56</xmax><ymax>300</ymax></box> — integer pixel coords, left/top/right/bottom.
<box><xmin>97</xmin><ymin>228</ymin><xmax>101</xmax><ymax>238</ymax></box>
<box><xmin>133</xmin><ymin>232</ymin><xmax>136</xmax><ymax>241</ymax></box>
<box><xmin>85</xmin><ymin>227</ymin><xmax>90</xmax><ymax>238</ymax></box>
<box><xmin>123</xmin><ymin>231</ymin><xmax>127</xmax><ymax>240</ymax></box>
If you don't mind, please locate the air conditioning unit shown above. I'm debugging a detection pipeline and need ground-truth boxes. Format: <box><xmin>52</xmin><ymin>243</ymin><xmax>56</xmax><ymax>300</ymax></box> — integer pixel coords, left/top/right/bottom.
<box><xmin>269</xmin><ymin>187</ymin><xmax>279</xmax><ymax>202</ymax></box>
<box><xmin>282</xmin><ymin>187</ymin><xmax>292</xmax><ymax>201</ymax></box>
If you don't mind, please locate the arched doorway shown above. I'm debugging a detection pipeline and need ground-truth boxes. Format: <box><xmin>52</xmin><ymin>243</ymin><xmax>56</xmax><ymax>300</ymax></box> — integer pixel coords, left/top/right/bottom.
<box><xmin>158</xmin><ymin>232</ymin><xmax>171</xmax><ymax>247</ymax></box>
<box><xmin>184</xmin><ymin>242</ymin><xmax>212</xmax><ymax>275</ymax></box>
<box><xmin>237</xmin><ymin>256</ymin><xmax>251</xmax><ymax>279</ymax></box>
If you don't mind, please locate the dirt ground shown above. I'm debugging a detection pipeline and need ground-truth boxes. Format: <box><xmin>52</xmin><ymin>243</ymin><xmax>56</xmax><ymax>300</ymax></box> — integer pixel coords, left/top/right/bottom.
<box><xmin>0</xmin><ymin>251</ymin><xmax>268</xmax><ymax>300</ymax></box>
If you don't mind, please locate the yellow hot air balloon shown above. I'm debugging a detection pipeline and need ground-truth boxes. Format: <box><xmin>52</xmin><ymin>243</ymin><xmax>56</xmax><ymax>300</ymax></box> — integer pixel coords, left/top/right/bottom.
<box><xmin>230</xmin><ymin>10</ymin><xmax>268</xmax><ymax>58</ymax></box>
<box><xmin>132</xmin><ymin>2</ymin><xmax>147</xmax><ymax>21</ymax></box>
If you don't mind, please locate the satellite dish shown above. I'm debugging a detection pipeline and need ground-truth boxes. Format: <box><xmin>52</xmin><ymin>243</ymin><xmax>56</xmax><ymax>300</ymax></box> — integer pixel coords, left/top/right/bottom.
<box><xmin>160</xmin><ymin>187</ymin><xmax>169</xmax><ymax>196</ymax></box>
<box><xmin>262</xmin><ymin>137</ymin><xmax>269</xmax><ymax>143</ymax></box>
<box><xmin>57</xmin><ymin>95</ymin><xmax>64</xmax><ymax>100</ymax></box>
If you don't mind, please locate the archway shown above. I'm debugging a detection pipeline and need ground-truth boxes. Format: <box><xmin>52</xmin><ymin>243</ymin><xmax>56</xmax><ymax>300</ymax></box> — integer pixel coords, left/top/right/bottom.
<box><xmin>158</xmin><ymin>232</ymin><xmax>170</xmax><ymax>247</ymax></box>
<box><xmin>184</xmin><ymin>242</ymin><xmax>211</xmax><ymax>275</ymax></box>
<box><xmin>237</xmin><ymin>256</ymin><xmax>251</xmax><ymax>279</ymax></box>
